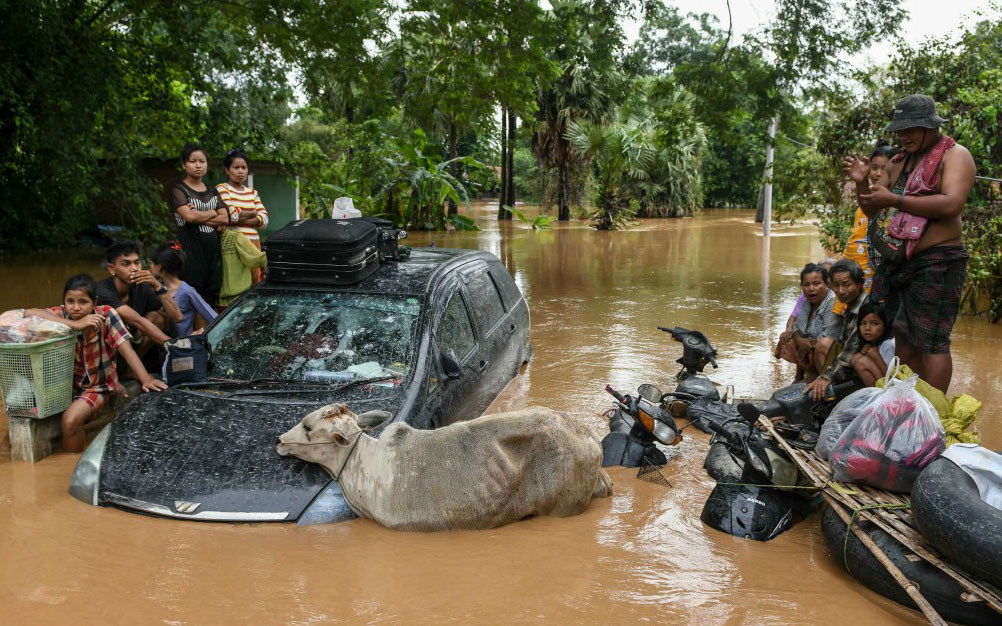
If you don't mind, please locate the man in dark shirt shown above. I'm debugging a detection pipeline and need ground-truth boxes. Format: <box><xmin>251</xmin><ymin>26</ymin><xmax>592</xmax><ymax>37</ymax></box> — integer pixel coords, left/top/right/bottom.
<box><xmin>97</xmin><ymin>240</ymin><xmax>183</xmax><ymax>359</ymax></box>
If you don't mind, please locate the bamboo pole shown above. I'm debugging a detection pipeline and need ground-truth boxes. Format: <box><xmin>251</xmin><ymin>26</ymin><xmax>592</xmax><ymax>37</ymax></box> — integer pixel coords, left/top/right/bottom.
<box><xmin>825</xmin><ymin>496</ymin><xmax>947</xmax><ymax>626</ymax></box>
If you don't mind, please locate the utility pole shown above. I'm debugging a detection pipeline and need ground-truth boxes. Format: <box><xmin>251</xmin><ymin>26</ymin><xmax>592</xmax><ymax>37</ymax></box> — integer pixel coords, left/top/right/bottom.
<box><xmin>762</xmin><ymin>112</ymin><xmax>780</xmax><ymax>237</ymax></box>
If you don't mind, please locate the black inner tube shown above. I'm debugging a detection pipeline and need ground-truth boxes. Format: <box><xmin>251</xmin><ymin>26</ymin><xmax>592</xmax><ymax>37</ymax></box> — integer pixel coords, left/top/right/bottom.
<box><xmin>821</xmin><ymin>505</ymin><xmax>1002</xmax><ymax>626</ymax></box>
<box><xmin>912</xmin><ymin>457</ymin><xmax>1002</xmax><ymax>591</ymax></box>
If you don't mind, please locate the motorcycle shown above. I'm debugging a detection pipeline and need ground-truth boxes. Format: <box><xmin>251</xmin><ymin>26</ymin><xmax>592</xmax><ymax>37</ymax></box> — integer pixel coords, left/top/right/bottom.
<box><xmin>658</xmin><ymin>326</ymin><xmax>722</xmax><ymax>406</ymax></box>
<box><xmin>699</xmin><ymin>407</ymin><xmax>819</xmax><ymax>541</ymax></box>
<box><xmin>600</xmin><ymin>325</ymin><xmax>717</xmax><ymax>468</ymax></box>
<box><xmin>601</xmin><ymin>384</ymin><xmax>681</xmax><ymax>467</ymax></box>
<box><xmin>688</xmin><ymin>379</ymin><xmax>862</xmax><ymax>443</ymax></box>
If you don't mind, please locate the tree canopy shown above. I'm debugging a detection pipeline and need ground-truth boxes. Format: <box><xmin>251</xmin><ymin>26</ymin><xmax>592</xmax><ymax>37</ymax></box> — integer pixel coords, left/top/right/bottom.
<box><xmin>1</xmin><ymin>0</ymin><xmax>998</xmax><ymax>293</ymax></box>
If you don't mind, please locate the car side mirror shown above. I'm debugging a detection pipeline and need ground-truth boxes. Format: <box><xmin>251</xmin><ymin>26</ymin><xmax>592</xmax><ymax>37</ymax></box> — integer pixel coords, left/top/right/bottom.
<box><xmin>441</xmin><ymin>350</ymin><xmax>462</xmax><ymax>380</ymax></box>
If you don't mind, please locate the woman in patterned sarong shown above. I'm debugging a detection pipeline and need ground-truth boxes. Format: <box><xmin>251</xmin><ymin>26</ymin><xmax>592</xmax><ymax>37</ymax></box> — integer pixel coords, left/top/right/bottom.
<box><xmin>776</xmin><ymin>263</ymin><xmax>840</xmax><ymax>382</ymax></box>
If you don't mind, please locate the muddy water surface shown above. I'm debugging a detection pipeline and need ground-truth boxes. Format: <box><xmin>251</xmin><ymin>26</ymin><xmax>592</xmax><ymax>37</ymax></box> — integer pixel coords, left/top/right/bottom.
<box><xmin>2</xmin><ymin>205</ymin><xmax>1000</xmax><ymax>625</ymax></box>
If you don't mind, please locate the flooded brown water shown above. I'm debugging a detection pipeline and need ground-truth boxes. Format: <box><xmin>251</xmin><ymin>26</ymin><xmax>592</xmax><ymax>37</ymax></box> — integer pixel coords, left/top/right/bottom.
<box><xmin>1</xmin><ymin>205</ymin><xmax>1000</xmax><ymax>625</ymax></box>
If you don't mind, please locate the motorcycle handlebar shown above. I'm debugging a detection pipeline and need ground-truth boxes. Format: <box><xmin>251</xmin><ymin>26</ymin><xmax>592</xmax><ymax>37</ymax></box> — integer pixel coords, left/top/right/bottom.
<box><xmin>703</xmin><ymin>419</ymin><xmax>741</xmax><ymax>447</ymax></box>
<box><xmin>605</xmin><ymin>384</ymin><xmax>627</xmax><ymax>404</ymax></box>
<box><xmin>832</xmin><ymin>380</ymin><xmax>859</xmax><ymax>400</ymax></box>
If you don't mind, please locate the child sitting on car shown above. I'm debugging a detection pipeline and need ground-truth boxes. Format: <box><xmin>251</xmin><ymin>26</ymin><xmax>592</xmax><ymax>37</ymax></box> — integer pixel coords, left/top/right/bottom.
<box><xmin>149</xmin><ymin>242</ymin><xmax>217</xmax><ymax>336</ymax></box>
<box><xmin>25</xmin><ymin>274</ymin><xmax>167</xmax><ymax>452</ymax></box>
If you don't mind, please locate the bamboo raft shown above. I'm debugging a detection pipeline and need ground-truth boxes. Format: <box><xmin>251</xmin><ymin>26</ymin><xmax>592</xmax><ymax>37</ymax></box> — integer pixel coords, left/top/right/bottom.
<box><xmin>758</xmin><ymin>416</ymin><xmax>1002</xmax><ymax>626</ymax></box>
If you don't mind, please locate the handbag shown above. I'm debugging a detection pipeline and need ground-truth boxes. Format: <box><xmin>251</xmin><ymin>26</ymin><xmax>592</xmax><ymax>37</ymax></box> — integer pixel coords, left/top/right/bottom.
<box><xmin>886</xmin><ymin>210</ymin><xmax>928</xmax><ymax>260</ymax></box>
<box><xmin>162</xmin><ymin>334</ymin><xmax>211</xmax><ymax>385</ymax></box>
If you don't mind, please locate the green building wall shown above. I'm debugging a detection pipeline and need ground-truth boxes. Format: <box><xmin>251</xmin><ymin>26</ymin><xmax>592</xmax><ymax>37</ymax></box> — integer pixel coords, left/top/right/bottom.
<box><xmin>205</xmin><ymin>169</ymin><xmax>299</xmax><ymax>238</ymax></box>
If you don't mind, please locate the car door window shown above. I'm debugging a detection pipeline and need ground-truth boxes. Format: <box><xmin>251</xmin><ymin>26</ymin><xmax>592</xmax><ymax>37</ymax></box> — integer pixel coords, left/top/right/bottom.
<box><xmin>490</xmin><ymin>265</ymin><xmax>523</xmax><ymax>311</ymax></box>
<box><xmin>439</xmin><ymin>291</ymin><xmax>476</xmax><ymax>361</ymax></box>
<box><xmin>463</xmin><ymin>267</ymin><xmax>505</xmax><ymax>331</ymax></box>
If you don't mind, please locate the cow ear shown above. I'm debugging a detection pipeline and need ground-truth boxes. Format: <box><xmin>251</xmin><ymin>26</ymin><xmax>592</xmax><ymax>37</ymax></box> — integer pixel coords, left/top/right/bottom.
<box><xmin>333</xmin><ymin>433</ymin><xmax>350</xmax><ymax>446</ymax></box>
<box><xmin>356</xmin><ymin>410</ymin><xmax>392</xmax><ymax>429</ymax></box>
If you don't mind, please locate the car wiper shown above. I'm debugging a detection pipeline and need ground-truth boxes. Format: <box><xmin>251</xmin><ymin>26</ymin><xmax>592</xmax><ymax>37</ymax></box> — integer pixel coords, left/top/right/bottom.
<box><xmin>174</xmin><ymin>377</ymin><xmax>341</xmax><ymax>390</ymax></box>
<box><xmin>228</xmin><ymin>375</ymin><xmax>399</xmax><ymax>397</ymax></box>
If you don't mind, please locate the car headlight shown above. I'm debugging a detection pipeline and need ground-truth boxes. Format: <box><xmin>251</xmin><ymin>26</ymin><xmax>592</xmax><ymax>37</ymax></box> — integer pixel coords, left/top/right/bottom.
<box><xmin>68</xmin><ymin>424</ymin><xmax>111</xmax><ymax>506</ymax></box>
<box><xmin>297</xmin><ymin>480</ymin><xmax>358</xmax><ymax>526</ymax></box>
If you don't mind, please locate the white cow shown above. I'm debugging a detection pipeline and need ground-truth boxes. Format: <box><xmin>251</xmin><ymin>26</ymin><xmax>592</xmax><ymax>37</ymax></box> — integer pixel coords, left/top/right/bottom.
<box><xmin>276</xmin><ymin>403</ymin><xmax>613</xmax><ymax>531</ymax></box>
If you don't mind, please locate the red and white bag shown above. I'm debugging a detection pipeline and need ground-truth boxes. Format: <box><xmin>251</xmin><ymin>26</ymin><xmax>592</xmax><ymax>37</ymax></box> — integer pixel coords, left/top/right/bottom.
<box><xmin>829</xmin><ymin>358</ymin><xmax>945</xmax><ymax>492</ymax></box>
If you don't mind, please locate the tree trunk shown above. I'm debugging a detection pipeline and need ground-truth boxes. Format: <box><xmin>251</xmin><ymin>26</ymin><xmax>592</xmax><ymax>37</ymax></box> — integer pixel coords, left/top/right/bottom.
<box><xmin>498</xmin><ymin>104</ymin><xmax>508</xmax><ymax>220</ymax></box>
<box><xmin>346</xmin><ymin>104</ymin><xmax>355</xmax><ymax>163</ymax></box>
<box><xmin>505</xmin><ymin>108</ymin><xmax>516</xmax><ymax>220</ymax></box>
<box><xmin>755</xmin><ymin>184</ymin><xmax>765</xmax><ymax>222</ymax></box>
<box><xmin>448</xmin><ymin>115</ymin><xmax>458</xmax><ymax>216</ymax></box>
<box><xmin>558</xmin><ymin>157</ymin><xmax>570</xmax><ymax>221</ymax></box>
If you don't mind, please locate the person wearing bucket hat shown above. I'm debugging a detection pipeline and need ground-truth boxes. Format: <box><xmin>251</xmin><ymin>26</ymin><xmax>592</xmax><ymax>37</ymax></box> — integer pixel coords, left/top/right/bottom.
<box><xmin>842</xmin><ymin>94</ymin><xmax>975</xmax><ymax>393</ymax></box>
<box><xmin>882</xmin><ymin>94</ymin><xmax>947</xmax><ymax>132</ymax></box>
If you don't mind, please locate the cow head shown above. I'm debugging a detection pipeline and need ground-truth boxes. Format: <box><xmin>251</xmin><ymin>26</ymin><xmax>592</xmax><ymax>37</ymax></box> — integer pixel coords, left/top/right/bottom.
<box><xmin>276</xmin><ymin>403</ymin><xmax>393</xmax><ymax>463</ymax></box>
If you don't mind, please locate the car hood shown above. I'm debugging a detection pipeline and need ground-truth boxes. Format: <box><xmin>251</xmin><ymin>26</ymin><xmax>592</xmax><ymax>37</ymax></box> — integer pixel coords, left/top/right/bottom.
<box><xmin>97</xmin><ymin>386</ymin><xmax>399</xmax><ymax>521</ymax></box>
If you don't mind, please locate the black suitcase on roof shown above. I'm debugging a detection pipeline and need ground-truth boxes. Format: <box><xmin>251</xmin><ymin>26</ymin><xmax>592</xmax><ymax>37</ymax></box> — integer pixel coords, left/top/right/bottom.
<box><xmin>265</xmin><ymin>219</ymin><xmax>379</xmax><ymax>285</ymax></box>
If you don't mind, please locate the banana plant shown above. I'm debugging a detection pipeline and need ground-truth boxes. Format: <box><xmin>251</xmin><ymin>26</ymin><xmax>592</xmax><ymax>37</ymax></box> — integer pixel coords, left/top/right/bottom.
<box><xmin>379</xmin><ymin>129</ymin><xmax>485</xmax><ymax>230</ymax></box>
<box><xmin>504</xmin><ymin>206</ymin><xmax>557</xmax><ymax>230</ymax></box>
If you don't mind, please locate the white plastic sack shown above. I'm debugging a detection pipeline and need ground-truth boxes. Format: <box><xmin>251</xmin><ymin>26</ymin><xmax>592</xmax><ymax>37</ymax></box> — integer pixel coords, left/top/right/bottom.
<box><xmin>829</xmin><ymin>359</ymin><xmax>945</xmax><ymax>492</ymax></box>
<box><xmin>331</xmin><ymin>197</ymin><xmax>362</xmax><ymax>219</ymax></box>
<box><xmin>942</xmin><ymin>444</ymin><xmax>1002</xmax><ymax>511</ymax></box>
<box><xmin>817</xmin><ymin>387</ymin><xmax>882</xmax><ymax>461</ymax></box>
<box><xmin>5</xmin><ymin>373</ymin><xmax>35</xmax><ymax>407</ymax></box>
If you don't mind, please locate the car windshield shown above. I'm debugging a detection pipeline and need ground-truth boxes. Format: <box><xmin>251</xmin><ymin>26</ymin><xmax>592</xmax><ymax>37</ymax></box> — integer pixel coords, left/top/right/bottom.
<box><xmin>206</xmin><ymin>290</ymin><xmax>423</xmax><ymax>383</ymax></box>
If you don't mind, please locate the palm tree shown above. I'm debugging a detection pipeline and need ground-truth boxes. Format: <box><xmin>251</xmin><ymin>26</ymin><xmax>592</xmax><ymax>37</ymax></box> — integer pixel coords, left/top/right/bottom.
<box><xmin>566</xmin><ymin>118</ymin><xmax>655</xmax><ymax>229</ymax></box>
<box><xmin>566</xmin><ymin>78</ymin><xmax>708</xmax><ymax>228</ymax></box>
<box><xmin>631</xmin><ymin>79</ymin><xmax>708</xmax><ymax>217</ymax></box>
<box><xmin>532</xmin><ymin>0</ymin><xmax>624</xmax><ymax>221</ymax></box>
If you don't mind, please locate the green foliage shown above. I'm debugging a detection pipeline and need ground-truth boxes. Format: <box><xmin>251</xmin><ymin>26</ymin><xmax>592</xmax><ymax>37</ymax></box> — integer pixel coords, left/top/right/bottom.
<box><xmin>379</xmin><ymin>130</ymin><xmax>484</xmax><ymax>230</ymax></box>
<box><xmin>816</xmin><ymin>206</ymin><xmax>855</xmax><ymax>253</ymax></box>
<box><xmin>532</xmin><ymin>0</ymin><xmax>627</xmax><ymax>219</ymax></box>
<box><xmin>446</xmin><ymin>214</ymin><xmax>481</xmax><ymax>231</ymax></box>
<box><xmin>0</xmin><ymin>0</ymin><xmax>307</xmax><ymax>252</ymax></box>
<box><xmin>5</xmin><ymin>0</ymin><xmax>995</xmax><ymax>270</ymax></box>
<box><xmin>565</xmin><ymin>77</ymin><xmax>707</xmax><ymax>228</ymax></box>
<box><xmin>813</xmin><ymin>13</ymin><xmax>1002</xmax><ymax>318</ymax></box>
<box><xmin>512</xmin><ymin>147</ymin><xmax>544</xmax><ymax>202</ymax></box>
<box><xmin>504</xmin><ymin>206</ymin><xmax>557</xmax><ymax>230</ymax></box>
<box><xmin>964</xmin><ymin>204</ymin><xmax>1002</xmax><ymax>322</ymax></box>
<box><xmin>757</xmin><ymin>0</ymin><xmax>905</xmax><ymax>90</ymax></box>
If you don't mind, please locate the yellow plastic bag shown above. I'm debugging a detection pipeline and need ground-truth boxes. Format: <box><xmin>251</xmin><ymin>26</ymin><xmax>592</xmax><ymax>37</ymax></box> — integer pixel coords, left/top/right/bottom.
<box><xmin>945</xmin><ymin>395</ymin><xmax>982</xmax><ymax>446</ymax></box>
<box><xmin>877</xmin><ymin>364</ymin><xmax>981</xmax><ymax>446</ymax></box>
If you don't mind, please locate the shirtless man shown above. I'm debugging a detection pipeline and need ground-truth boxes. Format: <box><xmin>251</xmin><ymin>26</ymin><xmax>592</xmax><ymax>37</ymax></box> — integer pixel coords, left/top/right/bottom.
<box><xmin>843</xmin><ymin>94</ymin><xmax>975</xmax><ymax>392</ymax></box>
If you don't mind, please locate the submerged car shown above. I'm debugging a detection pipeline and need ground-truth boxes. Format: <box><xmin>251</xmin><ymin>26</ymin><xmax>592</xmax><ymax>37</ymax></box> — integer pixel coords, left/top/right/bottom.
<box><xmin>70</xmin><ymin>248</ymin><xmax>532</xmax><ymax>524</ymax></box>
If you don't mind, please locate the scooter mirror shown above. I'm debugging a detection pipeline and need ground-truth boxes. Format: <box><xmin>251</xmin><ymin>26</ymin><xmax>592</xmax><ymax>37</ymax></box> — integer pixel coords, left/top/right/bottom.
<box><xmin>638</xmin><ymin>384</ymin><xmax>662</xmax><ymax>403</ymax></box>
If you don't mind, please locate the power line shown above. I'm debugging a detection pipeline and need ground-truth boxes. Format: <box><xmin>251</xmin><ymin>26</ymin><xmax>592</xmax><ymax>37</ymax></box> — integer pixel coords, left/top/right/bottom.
<box><xmin>778</xmin><ymin>134</ymin><xmax>814</xmax><ymax>149</ymax></box>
